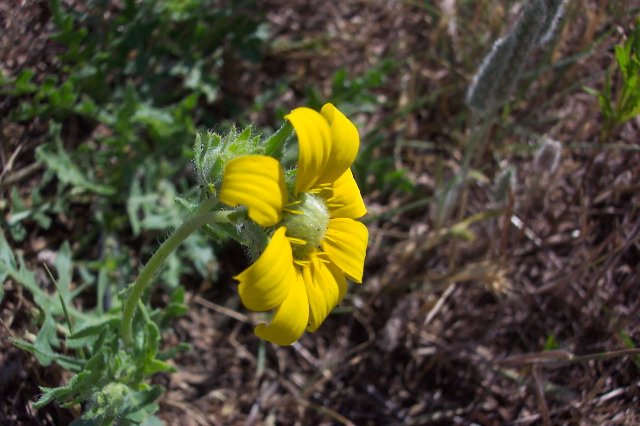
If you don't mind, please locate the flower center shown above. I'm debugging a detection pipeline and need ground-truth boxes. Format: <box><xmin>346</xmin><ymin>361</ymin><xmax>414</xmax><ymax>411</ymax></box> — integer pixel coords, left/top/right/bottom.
<box><xmin>282</xmin><ymin>192</ymin><xmax>330</xmax><ymax>259</ymax></box>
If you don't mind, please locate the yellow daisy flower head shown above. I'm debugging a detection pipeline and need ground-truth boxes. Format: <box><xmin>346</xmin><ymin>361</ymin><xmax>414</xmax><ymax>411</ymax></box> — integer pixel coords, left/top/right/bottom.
<box><xmin>219</xmin><ymin>103</ymin><xmax>368</xmax><ymax>345</ymax></box>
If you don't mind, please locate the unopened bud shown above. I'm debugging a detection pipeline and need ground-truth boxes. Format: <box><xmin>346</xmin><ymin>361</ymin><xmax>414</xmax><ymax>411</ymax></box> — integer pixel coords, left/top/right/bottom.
<box><xmin>193</xmin><ymin>127</ymin><xmax>262</xmax><ymax>190</ymax></box>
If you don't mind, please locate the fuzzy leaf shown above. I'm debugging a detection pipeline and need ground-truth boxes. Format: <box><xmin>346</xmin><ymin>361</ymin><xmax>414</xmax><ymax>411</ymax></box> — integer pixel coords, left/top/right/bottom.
<box><xmin>35</xmin><ymin>130</ymin><xmax>115</xmax><ymax>196</ymax></box>
<box><xmin>11</xmin><ymin>338</ymin><xmax>84</xmax><ymax>371</ymax></box>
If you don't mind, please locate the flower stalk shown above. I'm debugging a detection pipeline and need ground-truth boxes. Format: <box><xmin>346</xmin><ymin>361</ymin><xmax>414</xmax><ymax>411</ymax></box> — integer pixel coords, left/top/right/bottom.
<box><xmin>120</xmin><ymin>197</ymin><xmax>218</xmax><ymax>346</ymax></box>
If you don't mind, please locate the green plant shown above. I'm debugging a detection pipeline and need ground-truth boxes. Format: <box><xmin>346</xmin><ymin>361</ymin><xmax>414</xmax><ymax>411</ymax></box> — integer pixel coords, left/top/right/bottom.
<box><xmin>0</xmin><ymin>231</ymin><xmax>185</xmax><ymax>424</ymax></box>
<box><xmin>0</xmin><ymin>2</ymin><xmax>274</xmax><ymax>422</ymax></box>
<box><xmin>3</xmin><ymin>102</ymin><xmax>370</xmax><ymax>423</ymax></box>
<box><xmin>1</xmin><ymin>0</ymin><xmax>270</xmax><ymax>302</ymax></box>
<box><xmin>585</xmin><ymin>19</ymin><xmax>640</xmax><ymax>141</ymax></box>
<box><xmin>5</xmin><ymin>0</ymin><xmax>268</xmax><ymax>212</ymax></box>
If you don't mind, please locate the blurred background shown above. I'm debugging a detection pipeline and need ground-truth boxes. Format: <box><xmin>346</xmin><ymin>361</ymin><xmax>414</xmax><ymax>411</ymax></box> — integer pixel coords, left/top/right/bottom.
<box><xmin>1</xmin><ymin>0</ymin><xmax>639</xmax><ymax>424</ymax></box>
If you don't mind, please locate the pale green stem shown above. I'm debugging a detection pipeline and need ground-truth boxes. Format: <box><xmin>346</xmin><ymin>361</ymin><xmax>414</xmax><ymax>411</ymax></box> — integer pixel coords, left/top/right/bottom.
<box><xmin>120</xmin><ymin>197</ymin><xmax>218</xmax><ymax>346</ymax></box>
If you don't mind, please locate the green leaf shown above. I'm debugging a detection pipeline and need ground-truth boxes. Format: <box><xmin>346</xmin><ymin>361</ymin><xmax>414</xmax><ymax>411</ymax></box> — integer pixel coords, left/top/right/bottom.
<box><xmin>36</xmin><ymin>384</ymin><xmax>77</xmax><ymax>409</ymax></box>
<box><xmin>143</xmin><ymin>358</ymin><xmax>175</xmax><ymax>375</ymax></box>
<box><xmin>142</xmin><ymin>321</ymin><xmax>161</xmax><ymax>363</ymax></box>
<box><xmin>0</xmin><ymin>229</ymin><xmax>90</xmax><ymax>330</ymax></box>
<box><xmin>35</xmin><ymin>128</ymin><xmax>116</xmax><ymax>196</ymax></box>
<box><xmin>615</xmin><ymin>44</ymin><xmax>630</xmax><ymax>78</ymax></box>
<box><xmin>34</xmin><ymin>313</ymin><xmax>61</xmax><ymax>366</ymax></box>
<box><xmin>132</xmin><ymin>103</ymin><xmax>176</xmax><ymax>140</ymax></box>
<box><xmin>66</xmin><ymin>318</ymin><xmax>119</xmax><ymax>350</ymax></box>
<box><xmin>13</xmin><ymin>69</ymin><xmax>38</xmax><ymax>94</ymax></box>
<box><xmin>11</xmin><ymin>338</ymin><xmax>84</xmax><ymax>371</ymax></box>
<box><xmin>0</xmin><ymin>236</ymin><xmax>52</xmax><ymax>314</ymax></box>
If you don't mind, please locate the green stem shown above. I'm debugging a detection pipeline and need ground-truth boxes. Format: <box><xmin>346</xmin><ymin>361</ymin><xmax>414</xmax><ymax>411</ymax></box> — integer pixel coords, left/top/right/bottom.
<box><xmin>120</xmin><ymin>198</ymin><xmax>217</xmax><ymax>346</ymax></box>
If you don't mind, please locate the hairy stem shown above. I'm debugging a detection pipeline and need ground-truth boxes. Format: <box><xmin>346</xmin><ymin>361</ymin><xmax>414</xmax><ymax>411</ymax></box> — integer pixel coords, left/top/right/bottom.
<box><xmin>120</xmin><ymin>197</ymin><xmax>217</xmax><ymax>346</ymax></box>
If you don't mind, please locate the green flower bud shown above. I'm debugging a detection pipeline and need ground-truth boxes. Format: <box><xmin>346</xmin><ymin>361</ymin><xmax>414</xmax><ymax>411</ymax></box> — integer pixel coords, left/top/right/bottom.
<box><xmin>193</xmin><ymin>126</ymin><xmax>263</xmax><ymax>191</ymax></box>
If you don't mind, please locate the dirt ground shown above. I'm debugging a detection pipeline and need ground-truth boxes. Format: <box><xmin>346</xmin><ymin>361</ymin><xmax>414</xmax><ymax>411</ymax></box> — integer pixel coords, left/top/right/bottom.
<box><xmin>1</xmin><ymin>1</ymin><xmax>640</xmax><ymax>425</ymax></box>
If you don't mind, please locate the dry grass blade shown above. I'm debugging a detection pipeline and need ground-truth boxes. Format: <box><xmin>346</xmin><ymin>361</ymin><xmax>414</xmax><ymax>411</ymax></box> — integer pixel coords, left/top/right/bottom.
<box><xmin>532</xmin><ymin>365</ymin><xmax>552</xmax><ymax>426</ymax></box>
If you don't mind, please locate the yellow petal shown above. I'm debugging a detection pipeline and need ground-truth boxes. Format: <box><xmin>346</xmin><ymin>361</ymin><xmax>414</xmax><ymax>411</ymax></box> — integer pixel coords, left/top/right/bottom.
<box><xmin>328</xmin><ymin>168</ymin><xmax>366</xmax><ymax>219</ymax></box>
<box><xmin>322</xmin><ymin>219</ymin><xmax>368</xmax><ymax>283</ymax></box>
<box><xmin>328</xmin><ymin>260</ymin><xmax>348</xmax><ymax>302</ymax></box>
<box><xmin>219</xmin><ymin>155</ymin><xmax>286</xmax><ymax>227</ymax></box>
<box><xmin>285</xmin><ymin>107</ymin><xmax>332</xmax><ymax>194</ymax></box>
<box><xmin>303</xmin><ymin>256</ymin><xmax>347</xmax><ymax>332</ymax></box>
<box><xmin>254</xmin><ymin>268</ymin><xmax>309</xmax><ymax>346</ymax></box>
<box><xmin>320</xmin><ymin>103</ymin><xmax>360</xmax><ymax>183</ymax></box>
<box><xmin>235</xmin><ymin>227</ymin><xmax>295</xmax><ymax>312</ymax></box>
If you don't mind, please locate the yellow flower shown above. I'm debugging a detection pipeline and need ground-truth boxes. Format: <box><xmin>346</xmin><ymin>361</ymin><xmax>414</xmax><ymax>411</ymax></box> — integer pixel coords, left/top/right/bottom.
<box><xmin>219</xmin><ymin>103</ymin><xmax>368</xmax><ymax>345</ymax></box>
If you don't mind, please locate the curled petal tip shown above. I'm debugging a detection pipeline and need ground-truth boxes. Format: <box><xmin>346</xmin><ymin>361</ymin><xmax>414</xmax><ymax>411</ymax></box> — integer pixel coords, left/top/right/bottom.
<box><xmin>219</xmin><ymin>155</ymin><xmax>286</xmax><ymax>227</ymax></box>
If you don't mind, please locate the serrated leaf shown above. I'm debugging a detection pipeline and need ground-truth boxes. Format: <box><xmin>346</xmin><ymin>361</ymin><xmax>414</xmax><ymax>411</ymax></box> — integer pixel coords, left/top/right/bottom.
<box><xmin>35</xmin><ymin>130</ymin><xmax>115</xmax><ymax>196</ymax></box>
<box><xmin>0</xmin><ymin>241</ymin><xmax>87</xmax><ymax>321</ymax></box>
<box><xmin>35</xmin><ymin>384</ymin><xmax>76</xmax><ymax>409</ymax></box>
<box><xmin>144</xmin><ymin>359</ymin><xmax>175</xmax><ymax>375</ymax></box>
<box><xmin>11</xmin><ymin>338</ymin><xmax>84</xmax><ymax>371</ymax></box>
<box><xmin>0</xmin><ymin>243</ymin><xmax>51</xmax><ymax>313</ymax></box>
<box><xmin>143</xmin><ymin>321</ymin><xmax>161</xmax><ymax>361</ymax></box>
<box><xmin>61</xmin><ymin>378</ymin><xmax>100</xmax><ymax>406</ymax></box>
<box><xmin>66</xmin><ymin>318</ymin><xmax>119</xmax><ymax>350</ymax></box>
